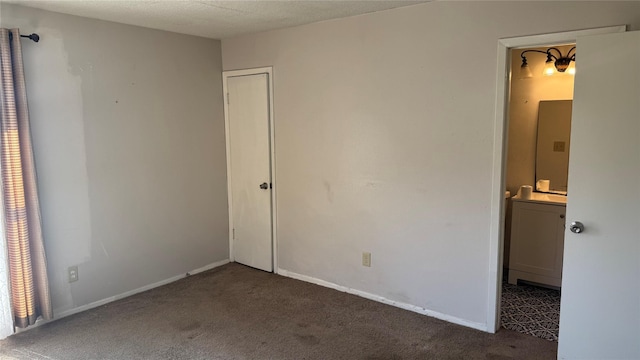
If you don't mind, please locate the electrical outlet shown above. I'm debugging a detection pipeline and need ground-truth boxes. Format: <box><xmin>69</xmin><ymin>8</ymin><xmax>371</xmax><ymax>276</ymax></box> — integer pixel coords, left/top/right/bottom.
<box><xmin>68</xmin><ymin>266</ymin><xmax>78</xmax><ymax>283</ymax></box>
<box><xmin>362</xmin><ymin>252</ymin><xmax>371</xmax><ymax>267</ymax></box>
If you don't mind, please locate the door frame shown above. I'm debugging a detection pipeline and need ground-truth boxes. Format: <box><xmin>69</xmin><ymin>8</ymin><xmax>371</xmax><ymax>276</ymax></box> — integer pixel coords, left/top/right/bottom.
<box><xmin>222</xmin><ymin>67</ymin><xmax>278</xmax><ymax>273</ymax></box>
<box><xmin>487</xmin><ymin>25</ymin><xmax>626</xmax><ymax>333</ymax></box>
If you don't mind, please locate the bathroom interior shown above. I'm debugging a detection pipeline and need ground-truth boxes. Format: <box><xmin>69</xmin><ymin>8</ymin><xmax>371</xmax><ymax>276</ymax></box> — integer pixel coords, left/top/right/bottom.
<box><xmin>501</xmin><ymin>44</ymin><xmax>575</xmax><ymax>341</ymax></box>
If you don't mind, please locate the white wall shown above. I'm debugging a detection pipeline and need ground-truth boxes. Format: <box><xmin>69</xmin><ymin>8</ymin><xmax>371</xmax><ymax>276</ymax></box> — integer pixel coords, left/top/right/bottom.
<box><xmin>222</xmin><ymin>1</ymin><xmax>640</xmax><ymax>329</ymax></box>
<box><xmin>0</xmin><ymin>4</ymin><xmax>229</xmax><ymax>317</ymax></box>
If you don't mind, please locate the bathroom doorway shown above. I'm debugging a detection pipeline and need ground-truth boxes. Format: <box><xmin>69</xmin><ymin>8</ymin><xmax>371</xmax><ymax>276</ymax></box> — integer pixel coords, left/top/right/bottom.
<box><xmin>489</xmin><ymin>26</ymin><xmax>639</xmax><ymax>358</ymax></box>
<box><xmin>500</xmin><ymin>43</ymin><xmax>575</xmax><ymax>341</ymax></box>
<box><xmin>487</xmin><ymin>25</ymin><xmax>627</xmax><ymax>341</ymax></box>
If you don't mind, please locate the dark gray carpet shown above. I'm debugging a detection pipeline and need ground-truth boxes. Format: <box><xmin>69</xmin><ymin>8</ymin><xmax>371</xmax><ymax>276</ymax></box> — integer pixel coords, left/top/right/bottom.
<box><xmin>501</xmin><ymin>281</ymin><xmax>561</xmax><ymax>342</ymax></box>
<box><xmin>0</xmin><ymin>263</ymin><xmax>557</xmax><ymax>359</ymax></box>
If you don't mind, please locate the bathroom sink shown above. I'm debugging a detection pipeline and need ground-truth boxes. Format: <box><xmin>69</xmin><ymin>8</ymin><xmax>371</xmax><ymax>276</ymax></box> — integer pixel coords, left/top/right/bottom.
<box><xmin>512</xmin><ymin>192</ymin><xmax>567</xmax><ymax>204</ymax></box>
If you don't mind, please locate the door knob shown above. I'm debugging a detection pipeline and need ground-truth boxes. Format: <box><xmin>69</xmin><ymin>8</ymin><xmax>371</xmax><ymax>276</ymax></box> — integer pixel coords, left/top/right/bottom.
<box><xmin>569</xmin><ymin>221</ymin><xmax>585</xmax><ymax>234</ymax></box>
<box><xmin>259</xmin><ymin>182</ymin><xmax>269</xmax><ymax>190</ymax></box>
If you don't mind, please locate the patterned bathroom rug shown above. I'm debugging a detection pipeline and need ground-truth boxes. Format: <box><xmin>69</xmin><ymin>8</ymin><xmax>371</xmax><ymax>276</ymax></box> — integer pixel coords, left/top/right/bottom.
<box><xmin>501</xmin><ymin>281</ymin><xmax>561</xmax><ymax>341</ymax></box>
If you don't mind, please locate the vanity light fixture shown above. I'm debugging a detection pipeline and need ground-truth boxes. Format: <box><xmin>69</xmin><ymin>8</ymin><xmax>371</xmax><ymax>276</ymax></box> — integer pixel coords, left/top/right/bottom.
<box><xmin>520</xmin><ymin>46</ymin><xmax>576</xmax><ymax>78</ymax></box>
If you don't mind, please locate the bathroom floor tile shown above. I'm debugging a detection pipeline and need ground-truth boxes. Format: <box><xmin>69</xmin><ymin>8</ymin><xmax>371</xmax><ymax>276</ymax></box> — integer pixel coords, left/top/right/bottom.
<box><xmin>501</xmin><ymin>281</ymin><xmax>561</xmax><ymax>341</ymax></box>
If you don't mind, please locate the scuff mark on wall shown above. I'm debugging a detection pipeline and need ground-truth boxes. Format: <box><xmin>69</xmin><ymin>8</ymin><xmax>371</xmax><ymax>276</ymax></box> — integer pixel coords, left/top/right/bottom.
<box><xmin>323</xmin><ymin>180</ymin><xmax>333</xmax><ymax>203</ymax></box>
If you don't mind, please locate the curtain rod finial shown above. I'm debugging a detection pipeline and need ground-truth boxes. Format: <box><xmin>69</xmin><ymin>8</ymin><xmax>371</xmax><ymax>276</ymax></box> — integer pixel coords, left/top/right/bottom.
<box><xmin>20</xmin><ymin>33</ymin><xmax>39</xmax><ymax>42</ymax></box>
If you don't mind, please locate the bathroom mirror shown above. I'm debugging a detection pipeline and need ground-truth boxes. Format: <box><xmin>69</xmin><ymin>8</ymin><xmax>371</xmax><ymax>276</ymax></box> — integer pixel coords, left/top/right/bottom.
<box><xmin>535</xmin><ymin>100</ymin><xmax>572</xmax><ymax>193</ymax></box>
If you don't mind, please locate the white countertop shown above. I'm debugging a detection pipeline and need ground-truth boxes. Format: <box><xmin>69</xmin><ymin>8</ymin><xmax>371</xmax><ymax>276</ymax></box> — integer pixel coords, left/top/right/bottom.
<box><xmin>512</xmin><ymin>192</ymin><xmax>567</xmax><ymax>205</ymax></box>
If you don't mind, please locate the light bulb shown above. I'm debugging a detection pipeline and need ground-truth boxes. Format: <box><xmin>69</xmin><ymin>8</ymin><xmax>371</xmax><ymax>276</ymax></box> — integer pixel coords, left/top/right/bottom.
<box><xmin>567</xmin><ymin>62</ymin><xmax>576</xmax><ymax>75</ymax></box>
<box><xmin>520</xmin><ymin>64</ymin><xmax>533</xmax><ymax>79</ymax></box>
<box><xmin>543</xmin><ymin>60</ymin><xmax>555</xmax><ymax>76</ymax></box>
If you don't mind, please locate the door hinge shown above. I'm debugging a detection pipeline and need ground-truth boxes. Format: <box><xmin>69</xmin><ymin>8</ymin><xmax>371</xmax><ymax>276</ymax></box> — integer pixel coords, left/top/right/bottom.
<box><xmin>226</xmin><ymin>92</ymin><xmax>230</xmax><ymax>105</ymax></box>
<box><xmin>232</xmin><ymin>228</ymin><xmax>235</xmax><ymax>240</ymax></box>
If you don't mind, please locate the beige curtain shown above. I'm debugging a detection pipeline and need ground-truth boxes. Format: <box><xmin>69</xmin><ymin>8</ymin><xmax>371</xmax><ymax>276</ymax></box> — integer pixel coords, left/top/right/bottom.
<box><xmin>0</xmin><ymin>28</ymin><xmax>52</xmax><ymax>328</ymax></box>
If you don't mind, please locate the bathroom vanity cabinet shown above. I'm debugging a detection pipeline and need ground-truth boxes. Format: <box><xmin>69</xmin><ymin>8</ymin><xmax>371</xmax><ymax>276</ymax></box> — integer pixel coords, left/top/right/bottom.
<box><xmin>508</xmin><ymin>194</ymin><xmax>566</xmax><ymax>288</ymax></box>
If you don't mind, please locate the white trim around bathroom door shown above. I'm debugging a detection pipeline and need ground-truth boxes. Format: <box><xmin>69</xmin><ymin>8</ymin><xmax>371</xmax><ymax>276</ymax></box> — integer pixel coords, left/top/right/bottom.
<box><xmin>487</xmin><ymin>25</ymin><xmax>626</xmax><ymax>333</ymax></box>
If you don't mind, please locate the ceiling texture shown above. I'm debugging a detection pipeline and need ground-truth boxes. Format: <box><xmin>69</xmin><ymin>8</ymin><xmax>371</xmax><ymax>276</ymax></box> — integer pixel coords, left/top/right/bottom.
<box><xmin>2</xmin><ymin>0</ymin><xmax>429</xmax><ymax>39</ymax></box>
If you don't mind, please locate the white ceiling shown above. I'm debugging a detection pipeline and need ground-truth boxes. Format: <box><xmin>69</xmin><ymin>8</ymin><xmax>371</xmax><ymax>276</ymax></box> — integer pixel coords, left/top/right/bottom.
<box><xmin>2</xmin><ymin>0</ymin><xmax>430</xmax><ymax>39</ymax></box>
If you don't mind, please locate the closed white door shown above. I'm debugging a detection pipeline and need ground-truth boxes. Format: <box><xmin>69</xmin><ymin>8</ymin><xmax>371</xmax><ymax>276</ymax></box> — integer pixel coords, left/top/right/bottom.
<box><xmin>558</xmin><ymin>31</ymin><xmax>640</xmax><ymax>359</ymax></box>
<box><xmin>226</xmin><ymin>73</ymin><xmax>273</xmax><ymax>272</ymax></box>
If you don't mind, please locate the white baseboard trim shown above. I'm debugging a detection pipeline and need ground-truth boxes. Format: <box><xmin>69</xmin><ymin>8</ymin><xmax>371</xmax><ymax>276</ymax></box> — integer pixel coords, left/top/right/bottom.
<box><xmin>277</xmin><ymin>268</ymin><xmax>488</xmax><ymax>332</ymax></box>
<box><xmin>186</xmin><ymin>260</ymin><xmax>229</xmax><ymax>276</ymax></box>
<box><xmin>16</xmin><ymin>259</ymin><xmax>230</xmax><ymax>335</ymax></box>
<box><xmin>56</xmin><ymin>259</ymin><xmax>230</xmax><ymax>319</ymax></box>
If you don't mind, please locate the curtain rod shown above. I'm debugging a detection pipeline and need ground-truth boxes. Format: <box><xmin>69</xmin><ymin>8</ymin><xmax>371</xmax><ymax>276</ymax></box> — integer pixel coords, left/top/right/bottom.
<box><xmin>6</xmin><ymin>32</ymin><xmax>40</xmax><ymax>42</ymax></box>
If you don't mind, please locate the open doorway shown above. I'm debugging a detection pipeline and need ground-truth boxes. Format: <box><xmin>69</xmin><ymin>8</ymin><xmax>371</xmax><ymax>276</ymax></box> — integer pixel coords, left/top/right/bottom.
<box><xmin>486</xmin><ymin>25</ymin><xmax>627</xmax><ymax>339</ymax></box>
<box><xmin>500</xmin><ymin>44</ymin><xmax>575</xmax><ymax>341</ymax></box>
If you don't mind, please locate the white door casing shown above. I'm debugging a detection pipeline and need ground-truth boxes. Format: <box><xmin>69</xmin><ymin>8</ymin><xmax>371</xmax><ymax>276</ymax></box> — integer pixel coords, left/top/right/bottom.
<box><xmin>557</xmin><ymin>31</ymin><xmax>640</xmax><ymax>359</ymax></box>
<box><xmin>223</xmin><ymin>68</ymin><xmax>276</xmax><ymax>273</ymax></box>
<box><xmin>488</xmin><ymin>25</ymin><xmax>626</xmax><ymax>333</ymax></box>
